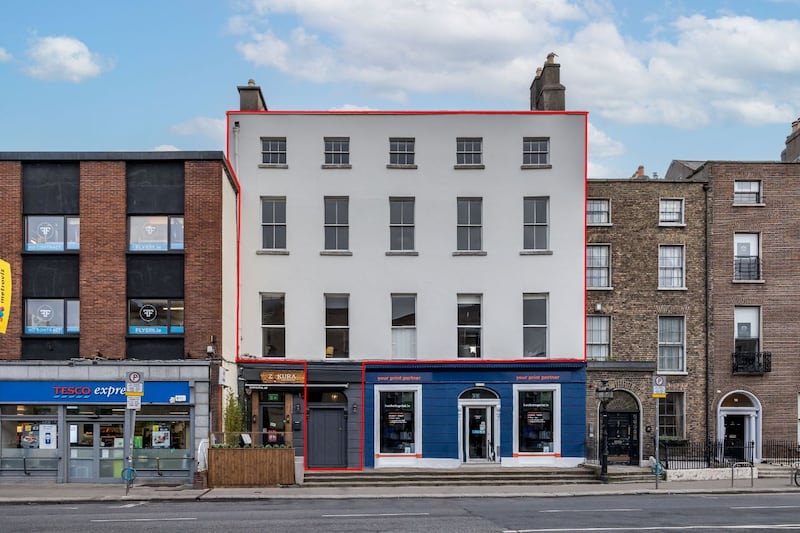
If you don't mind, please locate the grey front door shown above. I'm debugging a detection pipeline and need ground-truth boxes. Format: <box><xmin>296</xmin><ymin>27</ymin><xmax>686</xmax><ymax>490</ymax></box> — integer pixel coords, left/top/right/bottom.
<box><xmin>308</xmin><ymin>407</ymin><xmax>347</xmax><ymax>468</ymax></box>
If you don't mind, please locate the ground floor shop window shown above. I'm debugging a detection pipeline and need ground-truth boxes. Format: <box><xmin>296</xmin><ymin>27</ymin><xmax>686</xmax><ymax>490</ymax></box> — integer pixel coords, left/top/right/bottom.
<box><xmin>376</xmin><ymin>385</ymin><xmax>421</xmax><ymax>454</ymax></box>
<box><xmin>514</xmin><ymin>385</ymin><xmax>560</xmax><ymax>454</ymax></box>
<box><xmin>0</xmin><ymin>405</ymin><xmax>60</xmax><ymax>474</ymax></box>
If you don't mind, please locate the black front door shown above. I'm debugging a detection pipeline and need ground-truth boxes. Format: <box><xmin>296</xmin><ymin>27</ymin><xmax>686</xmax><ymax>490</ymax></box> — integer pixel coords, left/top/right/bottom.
<box><xmin>724</xmin><ymin>415</ymin><xmax>746</xmax><ymax>461</ymax></box>
<box><xmin>606</xmin><ymin>412</ymin><xmax>638</xmax><ymax>465</ymax></box>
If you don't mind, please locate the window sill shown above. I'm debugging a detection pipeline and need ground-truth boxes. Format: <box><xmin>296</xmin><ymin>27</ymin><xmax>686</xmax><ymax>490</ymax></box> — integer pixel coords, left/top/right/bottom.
<box><xmin>386</xmin><ymin>164</ymin><xmax>418</xmax><ymax>170</ymax></box>
<box><xmin>452</xmin><ymin>251</ymin><xmax>487</xmax><ymax>256</ymax></box>
<box><xmin>386</xmin><ymin>251</ymin><xmax>419</xmax><ymax>256</ymax></box>
<box><xmin>659</xmin><ymin>223</ymin><xmax>686</xmax><ymax>228</ymax></box>
<box><xmin>587</xmin><ymin>223</ymin><xmax>613</xmax><ymax>227</ymax></box>
<box><xmin>321</xmin><ymin>164</ymin><xmax>352</xmax><ymax>169</ymax></box>
<box><xmin>732</xmin><ymin>203</ymin><xmax>765</xmax><ymax>207</ymax></box>
<box><xmin>657</xmin><ymin>371</ymin><xmax>688</xmax><ymax>376</ymax></box>
<box><xmin>126</xmin><ymin>249</ymin><xmax>184</xmax><ymax>255</ymax></box>
<box><xmin>657</xmin><ymin>287</ymin><xmax>687</xmax><ymax>291</ymax></box>
<box><xmin>453</xmin><ymin>164</ymin><xmax>485</xmax><ymax>170</ymax></box>
<box><xmin>320</xmin><ymin>250</ymin><xmax>353</xmax><ymax>256</ymax></box>
<box><xmin>257</xmin><ymin>249</ymin><xmax>290</xmax><ymax>255</ymax></box>
<box><xmin>588</xmin><ymin>286</ymin><xmax>614</xmax><ymax>291</ymax></box>
<box><xmin>258</xmin><ymin>164</ymin><xmax>289</xmax><ymax>169</ymax></box>
<box><xmin>22</xmin><ymin>249</ymin><xmax>81</xmax><ymax>254</ymax></box>
<box><xmin>519</xmin><ymin>250</ymin><xmax>553</xmax><ymax>256</ymax></box>
<box><xmin>520</xmin><ymin>164</ymin><xmax>552</xmax><ymax>170</ymax></box>
<box><xmin>732</xmin><ymin>279</ymin><xmax>765</xmax><ymax>284</ymax></box>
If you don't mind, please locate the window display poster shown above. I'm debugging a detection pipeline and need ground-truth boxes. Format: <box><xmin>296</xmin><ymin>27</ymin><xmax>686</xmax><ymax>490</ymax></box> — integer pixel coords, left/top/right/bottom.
<box><xmin>20</xmin><ymin>424</ymin><xmax>38</xmax><ymax>448</ymax></box>
<box><xmin>152</xmin><ymin>424</ymin><xmax>170</xmax><ymax>448</ymax></box>
<box><xmin>39</xmin><ymin>424</ymin><xmax>57</xmax><ymax>449</ymax></box>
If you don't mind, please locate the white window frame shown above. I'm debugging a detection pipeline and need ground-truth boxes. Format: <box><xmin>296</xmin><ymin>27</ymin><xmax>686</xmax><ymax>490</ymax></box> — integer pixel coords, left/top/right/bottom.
<box><xmin>586</xmin><ymin>199</ymin><xmax>610</xmax><ymax>225</ymax></box>
<box><xmin>659</xmin><ymin>392</ymin><xmax>686</xmax><ymax>439</ymax></box>
<box><xmin>734</xmin><ymin>180</ymin><xmax>762</xmax><ymax>205</ymax></box>
<box><xmin>523</xmin><ymin>197</ymin><xmax>549</xmax><ymax>251</ymax></box>
<box><xmin>512</xmin><ymin>384</ymin><xmax>562</xmax><ymax>456</ymax></box>
<box><xmin>324</xmin><ymin>197</ymin><xmax>349</xmax><ymax>251</ymax></box>
<box><xmin>325</xmin><ymin>293</ymin><xmax>349</xmax><ymax>358</ymax></box>
<box><xmin>261</xmin><ymin>197</ymin><xmax>287</xmax><ymax>250</ymax></box>
<box><xmin>587</xmin><ymin>244</ymin><xmax>611</xmax><ymax>289</ymax></box>
<box><xmin>456</xmin><ymin>198</ymin><xmax>482</xmax><ymax>251</ymax></box>
<box><xmin>323</xmin><ymin>137</ymin><xmax>350</xmax><ymax>166</ymax></box>
<box><xmin>523</xmin><ymin>293</ymin><xmax>548</xmax><ymax>357</ymax></box>
<box><xmin>522</xmin><ymin>137</ymin><xmax>550</xmax><ymax>166</ymax></box>
<box><xmin>374</xmin><ymin>384</ymin><xmax>422</xmax><ymax>463</ymax></box>
<box><xmin>586</xmin><ymin>315</ymin><xmax>610</xmax><ymax>361</ymax></box>
<box><xmin>455</xmin><ymin>137</ymin><xmax>483</xmax><ymax>167</ymax></box>
<box><xmin>391</xmin><ymin>294</ymin><xmax>417</xmax><ymax>360</ymax></box>
<box><xmin>659</xmin><ymin>198</ymin><xmax>685</xmax><ymax>226</ymax></box>
<box><xmin>261</xmin><ymin>293</ymin><xmax>285</xmax><ymax>357</ymax></box>
<box><xmin>260</xmin><ymin>137</ymin><xmax>287</xmax><ymax>166</ymax></box>
<box><xmin>388</xmin><ymin>138</ymin><xmax>415</xmax><ymax>167</ymax></box>
<box><xmin>457</xmin><ymin>293</ymin><xmax>482</xmax><ymax>358</ymax></box>
<box><xmin>734</xmin><ymin>233</ymin><xmax>760</xmax><ymax>281</ymax></box>
<box><xmin>658</xmin><ymin>245</ymin><xmax>685</xmax><ymax>289</ymax></box>
<box><xmin>658</xmin><ymin>315</ymin><xmax>686</xmax><ymax>373</ymax></box>
<box><xmin>389</xmin><ymin>197</ymin><xmax>415</xmax><ymax>251</ymax></box>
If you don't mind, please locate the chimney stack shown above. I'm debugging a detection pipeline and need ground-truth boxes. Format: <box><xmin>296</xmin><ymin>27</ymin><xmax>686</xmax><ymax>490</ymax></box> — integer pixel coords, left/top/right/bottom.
<box><xmin>530</xmin><ymin>53</ymin><xmax>565</xmax><ymax>111</ymax></box>
<box><xmin>781</xmin><ymin>116</ymin><xmax>800</xmax><ymax>162</ymax></box>
<box><xmin>631</xmin><ymin>165</ymin><xmax>646</xmax><ymax>179</ymax></box>
<box><xmin>237</xmin><ymin>79</ymin><xmax>268</xmax><ymax>111</ymax></box>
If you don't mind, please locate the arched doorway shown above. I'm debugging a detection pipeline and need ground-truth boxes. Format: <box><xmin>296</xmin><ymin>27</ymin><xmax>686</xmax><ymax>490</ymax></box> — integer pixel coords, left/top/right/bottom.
<box><xmin>717</xmin><ymin>391</ymin><xmax>761</xmax><ymax>463</ymax></box>
<box><xmin>602</xmin><ymin>390</ymin><xmax>640</xmax><ymax>465</ymax></box>
<box><xmin>458</xmin><ymin>387</ymin><xmax>500</xmax><ymax>463</ymax></box>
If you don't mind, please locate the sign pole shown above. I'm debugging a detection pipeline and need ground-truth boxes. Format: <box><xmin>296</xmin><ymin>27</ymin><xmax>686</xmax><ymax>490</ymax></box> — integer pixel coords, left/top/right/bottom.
<box><xmin>655</xmin><ymin>397</ymin><xmax>660</xmax><ymax>489</ymax></box>
<box><xmin>652</xmin><ymin>374</ymin><xmax>667</xmax><ymax>489</ymax></box>
<box><xmin>124</xmin><ymin>371</ymin><xmax>144</xmax><ymax>494</ymax></box>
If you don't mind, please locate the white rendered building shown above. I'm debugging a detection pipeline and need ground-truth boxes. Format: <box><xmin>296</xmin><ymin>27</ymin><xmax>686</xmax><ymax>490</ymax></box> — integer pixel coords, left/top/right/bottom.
<box><xmin>228</xmin><ymin>57</ymin><xmax>587</xmax><ymax>469</ymax></box>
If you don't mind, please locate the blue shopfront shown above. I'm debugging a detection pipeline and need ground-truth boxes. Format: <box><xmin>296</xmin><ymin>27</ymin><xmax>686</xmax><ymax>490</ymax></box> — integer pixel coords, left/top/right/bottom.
<box><xmin>0</xmin><ymin>378</ymin><xmax>196</xmax><ymax>482</ymax></box>
<box><xmin>364</xmin><ymin>362</ymin><xmax>586</xmax><ymax>468</ymax></box>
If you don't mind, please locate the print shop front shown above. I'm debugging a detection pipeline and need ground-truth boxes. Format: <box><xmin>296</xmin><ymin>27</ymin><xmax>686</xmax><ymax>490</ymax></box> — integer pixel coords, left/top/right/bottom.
<box><xmin>0</xmin><ymin>363</ymin><xmax>210</xmax><ymax>483</ymax></box>
<box><xmin>364</xmin><ymin>362</ymin><xmax>586</xmax><ymax>468</ymax></box>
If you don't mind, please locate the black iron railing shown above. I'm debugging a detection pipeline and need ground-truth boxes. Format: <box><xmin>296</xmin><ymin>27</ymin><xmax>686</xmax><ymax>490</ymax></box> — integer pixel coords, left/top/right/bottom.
<box><xmin>762</xmin><ymin>440</ymin><xmax>800</xmax><ymax>465</ymax></box>
<box><xmin>659</xmin><ymin>440</ymin><xmax>755</xmax><ymax>469</ymax></box>
<box><xmin>732</xmin><ymin>351</ymin><xmax>772</xmax><ymax>374</ymax></box>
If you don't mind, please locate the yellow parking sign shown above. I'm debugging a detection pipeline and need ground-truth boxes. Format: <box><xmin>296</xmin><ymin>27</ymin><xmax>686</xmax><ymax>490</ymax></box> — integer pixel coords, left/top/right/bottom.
<box><xmin>0</xmin><ymin>259</ymin><xmax>11</xmax><ymax>335</ymax></box>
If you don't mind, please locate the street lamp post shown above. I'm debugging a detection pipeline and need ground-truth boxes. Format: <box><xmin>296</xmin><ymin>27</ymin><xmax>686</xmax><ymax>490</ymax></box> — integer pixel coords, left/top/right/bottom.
<box><xmin>595</xmin><ymin>380</ymin><xmax>614</xmax><ymax>484</ymax></box>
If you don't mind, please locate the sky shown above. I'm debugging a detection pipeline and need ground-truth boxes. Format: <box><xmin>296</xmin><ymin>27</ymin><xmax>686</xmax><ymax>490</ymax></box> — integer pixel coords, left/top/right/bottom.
<box><xmin>2</xmin><ymin>0</ymin><xmax>800</xmax><ymax>179</ymax></box>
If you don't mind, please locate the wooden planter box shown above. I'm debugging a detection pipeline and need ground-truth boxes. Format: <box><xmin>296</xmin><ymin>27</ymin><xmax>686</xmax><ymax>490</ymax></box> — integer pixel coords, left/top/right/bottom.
<box><xmin>207</xmin><ymin>447</ymin><xmax>295</xmax><ymax>487</ymax></box>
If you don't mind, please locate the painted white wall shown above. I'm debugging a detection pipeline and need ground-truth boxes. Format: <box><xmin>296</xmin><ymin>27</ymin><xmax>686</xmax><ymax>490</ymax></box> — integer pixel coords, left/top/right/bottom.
<box><xmin>230</xmin><ymin>112</ymin><xmax>585</xmax><ymax>361</ymax></box>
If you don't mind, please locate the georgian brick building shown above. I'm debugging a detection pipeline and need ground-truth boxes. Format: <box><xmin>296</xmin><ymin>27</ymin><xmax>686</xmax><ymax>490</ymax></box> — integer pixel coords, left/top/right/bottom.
<box><xmin>0</xmin><ymin>152</ymin><xmax>236</xmax><ymax>483</ymax></box>
<box><xmin>586</xmin><ymin>169</ymin><xmax>709</xmax><ymax>465</ymax></box>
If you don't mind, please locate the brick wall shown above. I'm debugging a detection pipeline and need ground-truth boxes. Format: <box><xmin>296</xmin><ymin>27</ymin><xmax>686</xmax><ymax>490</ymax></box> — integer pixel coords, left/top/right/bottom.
<box><xmin>79</xmin><ymin>161</ymin><xmax>127</xmax><ymax>359</ymax></box>
<box><xmin>0</xmin><ymin>162</ymin><xmax>22</xmax><ymax>359</ymax></box>
<box><xmin>586</xmin><ymin>178</ymin><xmax>709</xmax><ymax>456</ymax></box>
<box><xmin>706</xmin><ymin>162</ymin><xmax>800</xmax><ymax>442</ymax></box>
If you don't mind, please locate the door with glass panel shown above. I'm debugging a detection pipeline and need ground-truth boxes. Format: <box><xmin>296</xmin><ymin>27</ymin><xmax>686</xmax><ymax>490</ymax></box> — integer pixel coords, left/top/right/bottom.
<box><xmin>68</xmin><ymin>422</ymin><xmax>124</xmax><ymax>481</ymax></box>
<box><xmin>465</xmin><ymin>407</ymin><xmax>495</xmax><ymax>462</ymax></box>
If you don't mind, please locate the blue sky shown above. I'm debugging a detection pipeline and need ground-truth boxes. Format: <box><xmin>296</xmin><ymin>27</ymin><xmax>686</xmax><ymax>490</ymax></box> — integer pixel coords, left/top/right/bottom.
<box><xmin>2</xmin><ymin>1</ymin><xmax>800</xmax><ymax>178</ymax></box>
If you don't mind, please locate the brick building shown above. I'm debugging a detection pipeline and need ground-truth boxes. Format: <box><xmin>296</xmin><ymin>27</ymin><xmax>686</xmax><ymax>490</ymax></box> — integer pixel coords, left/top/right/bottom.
<box><xmin>666</xmin><ymin>159</ymin><xmax>800</xmax><ymax>462</ymax></box>
<box><xmin>586</xmin><ymin>169</ymin><xmax>709</xmax><ymax>465</ymax></box>
<box><xmin>0</xmin><ymin>152</ymin><xmax>236</xmax><ymax>483</ymax></box>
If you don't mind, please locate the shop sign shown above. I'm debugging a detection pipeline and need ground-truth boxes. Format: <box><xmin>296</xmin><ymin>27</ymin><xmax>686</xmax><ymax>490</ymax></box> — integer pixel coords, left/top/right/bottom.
<box><xmin>0</xmin><ymin>381</ymin><xmax>190</xmax><ymax>404</ymax></box>
<box><xmin>260</xmin><ymin>370</ymin><xmax>304</xmax><ymax>384</ymax></box>
<box><xmin>0</xmin><ymin>258</ymin><xmax>11</xmax><ymax>335</ymax></box>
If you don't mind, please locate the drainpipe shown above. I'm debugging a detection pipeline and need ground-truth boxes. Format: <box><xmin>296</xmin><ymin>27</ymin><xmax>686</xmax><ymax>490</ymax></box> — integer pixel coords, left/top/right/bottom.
<box><xmin>703</xmin><ymin>181</ymin><xmax>712</xmax><ymax>447</ymax></box>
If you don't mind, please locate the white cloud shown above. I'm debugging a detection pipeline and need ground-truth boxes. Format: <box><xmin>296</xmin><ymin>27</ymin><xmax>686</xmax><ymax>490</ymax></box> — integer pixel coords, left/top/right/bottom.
<box><xmin>0</xmin><ymin>48</ymin><xmax>11</xmax><ymax>63</ymax></box>
<box><xmin>24</xmin><ymin>36</ymin><xmax>107</xmax><ymax>82</ymax></box>
<box><xmin>153</xmin><ymin>145</ymin><xmax>181</xmax><ymax>151</ymax></box>
<box><xmin>331</xmin><ymin>104</ymin><xmax>374</xmax><ymax>111</ymax></box>
<box><xmin>588</xmin><ymin>122</ymin><xmax>624</xmax><ymax>158</ymax></box>
<box><xmin>231</xmin><ymin>2</ymin><xmax>800</xmax><ymax>130</ymax></box>
<box><xmin>169</xmin><ymin>117</ymin><xmax>226</xmax><ymax>148</ymax></box>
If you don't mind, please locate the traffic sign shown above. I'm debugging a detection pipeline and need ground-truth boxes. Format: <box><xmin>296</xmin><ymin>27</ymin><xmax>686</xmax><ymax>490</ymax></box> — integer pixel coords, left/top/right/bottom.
<box><xmin>126</xmin><ymin>395</ymin><xmax>142</xmax><ymax>410</ymax></box>
<box><xmin>652</xmin><ymin>375</ymin><xmax>667</xmax><ymax>398</ymax></box>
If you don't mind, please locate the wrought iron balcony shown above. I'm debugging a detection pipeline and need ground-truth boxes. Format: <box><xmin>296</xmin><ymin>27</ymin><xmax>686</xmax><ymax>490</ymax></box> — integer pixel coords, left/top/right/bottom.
<box><xmin>732</xmin><ymin>351</ymin><xmax>772</xmax><ymax>374</ymax></box>
<box><xmin>734</xmin><ymin>256</ymin><xmax>760</xmax><ymax>280</ymax></box>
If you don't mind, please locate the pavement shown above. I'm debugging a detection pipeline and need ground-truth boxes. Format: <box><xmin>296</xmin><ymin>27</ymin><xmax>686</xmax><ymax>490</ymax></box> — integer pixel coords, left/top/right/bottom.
<box><xmin>0</xmin><ymin>470</ymin><xmax>798</xmax><ymax>504</ymax></box>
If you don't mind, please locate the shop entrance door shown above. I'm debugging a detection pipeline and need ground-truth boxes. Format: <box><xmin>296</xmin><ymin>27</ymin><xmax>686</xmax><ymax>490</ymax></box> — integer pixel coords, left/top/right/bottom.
<box><xmin>308</xmin><ymin>407</ymin><xmax>347</xmax><ymax>468</ymax></box>
<box><xmin>464</xmin><ymin>406</ymin><xmax>495</xmax><ymax>462</ymax></box>
<box><xmin>68</xmin><ymin>422</ymin><xmax>124</xmax><ymax>481</ymax></box>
